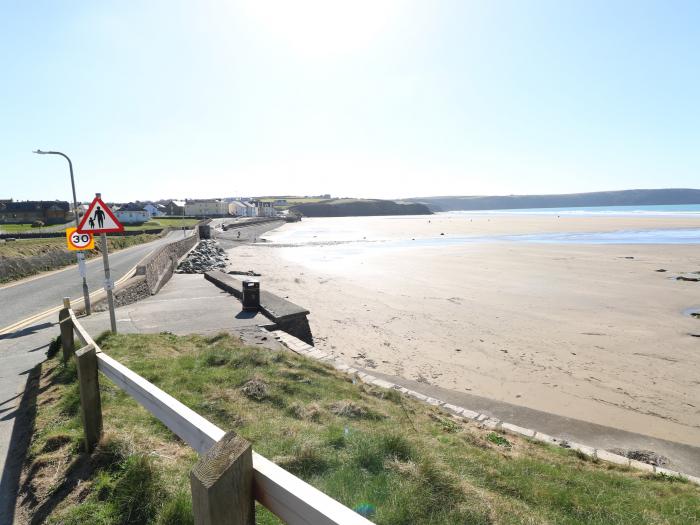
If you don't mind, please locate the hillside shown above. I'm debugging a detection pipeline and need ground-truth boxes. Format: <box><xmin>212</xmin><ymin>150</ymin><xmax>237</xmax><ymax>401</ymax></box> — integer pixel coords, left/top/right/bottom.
<box><xmin>17</xmin><ymin>332</ymin><xmax>700</xmax><ymax>524</ymax></box>
<box><xmin>410</xmin><ymin>188</ymin><xmax>700</xmax><ymax>212</ymax></box>
<box><xmin>290</xmin><ymin>199</ymin><xmax>432</xmax><ymax>217</ymax></box>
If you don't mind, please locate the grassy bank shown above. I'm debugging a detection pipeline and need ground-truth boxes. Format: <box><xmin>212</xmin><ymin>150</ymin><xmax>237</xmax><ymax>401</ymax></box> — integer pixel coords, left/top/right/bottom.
<box><xmin>17</xmin><ymin>333</ymin><xmax>700</xmax><ymax>524</ymax></box>
<box><xmin>0</xmin><ymin>233</ymin><xmax>160</xmax><ymax>283</ymax></box>
<box><xmin>0</xmin><ymin>223</ymin><xmax>62</xmax><ymax>233</ymax></box>
<box><xmin>123</xmin><ymin>217</ymin><xmax>200</xmax><ymax>231</ymax></box>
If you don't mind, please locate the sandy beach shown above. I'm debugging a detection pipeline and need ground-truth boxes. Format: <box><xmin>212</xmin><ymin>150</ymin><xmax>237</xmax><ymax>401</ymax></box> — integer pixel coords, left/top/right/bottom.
<box><xmin>228</xmin><ymin>214</ymin><xmax>700</xmax><ymax>446</ymax></box>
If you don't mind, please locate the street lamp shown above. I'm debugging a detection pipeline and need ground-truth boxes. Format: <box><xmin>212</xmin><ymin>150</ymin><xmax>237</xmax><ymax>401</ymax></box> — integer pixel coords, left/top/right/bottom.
<box><xmin>33</xmin><ymin>149</ymin><xmax>92</xmax><ymax>314</ymax></box>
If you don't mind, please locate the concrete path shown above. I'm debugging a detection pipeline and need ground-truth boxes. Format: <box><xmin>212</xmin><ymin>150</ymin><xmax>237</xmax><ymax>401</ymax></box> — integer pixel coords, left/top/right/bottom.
<box><xmin>79</xmin><ymin>274</ymin><xmax>274</xmax><ymax>341</ymax></box>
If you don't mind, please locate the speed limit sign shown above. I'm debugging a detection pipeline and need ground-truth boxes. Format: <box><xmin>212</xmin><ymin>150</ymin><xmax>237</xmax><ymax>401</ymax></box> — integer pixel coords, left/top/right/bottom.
<box><xmin>66</xmin><ymin>227</ymin><xmax>95</xmax><ymax>251</ymax></box>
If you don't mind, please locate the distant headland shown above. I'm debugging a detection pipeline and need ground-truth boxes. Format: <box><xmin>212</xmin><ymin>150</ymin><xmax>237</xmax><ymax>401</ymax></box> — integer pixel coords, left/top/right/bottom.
<box><xmin>290</xmin><ymin>198</ymin><xmax>432</xmax><ymax>217</ymax></box>
<box><xmin>409</xmin><ymin>188</ymin><xmax>700</xmax><ymax>212</ymax></box>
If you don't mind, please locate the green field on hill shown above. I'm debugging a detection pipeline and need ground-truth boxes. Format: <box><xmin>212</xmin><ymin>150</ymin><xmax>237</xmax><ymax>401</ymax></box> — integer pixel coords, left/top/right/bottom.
<box><xmin>18</xmin><ymin>332</ymin><xmax>700</xmax><ymax>524</ymax></box>
<box><xmin>123</xmin><ymin>217</ymin><xmax>200</xmax><ymax>231</ymax></box>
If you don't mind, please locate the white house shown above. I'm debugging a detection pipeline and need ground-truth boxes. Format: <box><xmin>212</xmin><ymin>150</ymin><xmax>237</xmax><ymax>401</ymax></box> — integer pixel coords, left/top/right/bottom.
<box><xmin>115</xmin><ymin>207</ymin><xmax>150</xmax><ymax>224</ymax></box>
<box><xmin>144</xmin><ymin>203</ymin><xmax>165</xmax><ymax>217</ymax></box>
<box><xmin>229</xmin><ymin>201</ymin><xmax>249</xmax><ymax>217</ymax></box>
<box><xmin>255</xmin><ymin>201</ymin><xmax>276</xmax><ymax>217</ymax></box>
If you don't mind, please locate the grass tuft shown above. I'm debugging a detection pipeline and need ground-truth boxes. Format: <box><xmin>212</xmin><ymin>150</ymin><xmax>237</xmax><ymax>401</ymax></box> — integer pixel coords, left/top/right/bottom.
<box><xmin>486</xmin><ymin>432</ymin><xmax>511</xmax><ymax>448</ymax></box>
<box><xmin>241</xmin><ymin>377</ymin><xmax>269</xmax><ymax>401</ymax></box>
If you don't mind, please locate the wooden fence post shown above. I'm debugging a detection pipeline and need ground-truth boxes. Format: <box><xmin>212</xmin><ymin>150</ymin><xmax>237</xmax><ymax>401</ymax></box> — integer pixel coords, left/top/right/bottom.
<box><xmin>58</xmin><ymin>297</ymin><xmax>74</xmax><ymax>362</ymax></box>
<box><xmin>75</xmin><ymin>343</ymin><xmax>103</xmax><ymax>453</ymax></box>
<box><xmin>190</xmin><ymin>431</ymin><xmax>254</xmax><ymax>525</ymax></box>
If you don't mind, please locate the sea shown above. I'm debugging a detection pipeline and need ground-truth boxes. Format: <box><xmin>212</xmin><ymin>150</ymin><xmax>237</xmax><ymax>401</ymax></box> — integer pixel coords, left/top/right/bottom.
<box><xmin>451</xmin><ymin>204</ymin><xmax>700</xmax><ymax>217</ymax></box>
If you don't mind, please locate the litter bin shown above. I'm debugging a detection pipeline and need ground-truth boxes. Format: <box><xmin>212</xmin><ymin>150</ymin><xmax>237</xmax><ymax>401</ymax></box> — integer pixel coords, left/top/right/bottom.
<box><xmin>242</xmin><ymin>279</ymin><xmax>260</xmax><ymax>311</ymax></box>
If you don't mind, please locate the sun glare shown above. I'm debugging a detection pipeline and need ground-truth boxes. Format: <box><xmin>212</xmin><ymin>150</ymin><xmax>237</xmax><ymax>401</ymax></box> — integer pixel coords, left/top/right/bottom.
<box><xmin>241</xmin><ymin>0</ymin><xmax>403</xmax><ymax>59</ymax></box>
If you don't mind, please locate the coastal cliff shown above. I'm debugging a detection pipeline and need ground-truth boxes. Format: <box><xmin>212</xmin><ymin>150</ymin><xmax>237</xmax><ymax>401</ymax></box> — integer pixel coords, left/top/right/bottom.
<box><xmin>290</xmin><ymin>199</ymin><xmax>432</xmax><ymax>217</ymax></box>
<box><xmin>411</xmin><ymin>188</ymin><xmax>700</xmax><ymax>212</ymax></box>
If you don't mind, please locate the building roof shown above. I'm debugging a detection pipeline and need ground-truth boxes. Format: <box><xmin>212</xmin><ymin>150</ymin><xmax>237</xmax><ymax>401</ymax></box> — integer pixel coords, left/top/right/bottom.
<box><xmin>119</xmin><ymin>203</ymin><xmax>148</xmax><ymax>212</ymax></box>
<box><xmin>0</xmin><ymin>200</ymin><xmax>70</xmax><ymax>212</ymax></box>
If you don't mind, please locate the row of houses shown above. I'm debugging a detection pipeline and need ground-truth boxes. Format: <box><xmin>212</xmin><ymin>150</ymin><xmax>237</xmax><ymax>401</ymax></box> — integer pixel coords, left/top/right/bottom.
<box><xmin>0</xmin><ymin>200</ymin><xmax>72</xmax><ymax>224</ymax></box>
<box><xmin>0</xmin><ymin>197</ymin><xmax>282</xmax><ymax>225</ymax></box>
<box><xmin>112</xmin><ymin>199</ymin><xmax>278</xmax><ymax>224</ymax></box>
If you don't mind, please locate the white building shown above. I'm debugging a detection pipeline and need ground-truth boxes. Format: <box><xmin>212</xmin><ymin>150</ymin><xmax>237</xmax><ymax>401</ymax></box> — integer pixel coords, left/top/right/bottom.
<box><xmin>144</xmin><ymin>203</ymin><xmax>165</xmax><ymax>217</ymax></box>
<box><xmin>229</xmin><ymin>201</ymin><xmax>249</xmax><ymax>217</ymax></box>
<box><xmin>256</xmin><ymin>201</ymin><xmax>276</xmax><ymax>217</ymax></box>
<box><xmin>115</xmin><ymin>208</ymin><xmax>150</xmax><ymax>224</ymax></box>
<box><xmin>184</xmin><ymin>200</ymin><xmax>230</xmax><ymax>217</ymax></box>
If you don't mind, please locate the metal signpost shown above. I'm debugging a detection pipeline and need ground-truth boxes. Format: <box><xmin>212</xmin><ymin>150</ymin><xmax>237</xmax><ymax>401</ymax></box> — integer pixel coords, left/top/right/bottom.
<box><xmin>33</xmin><ymin>149</ymin><xmax>92</xmax><ymax>314</ymax></box>
<box><xmin>77</xmin><ymin>193</ymin><xmax>124</xmax><ymax>333</ymax></box>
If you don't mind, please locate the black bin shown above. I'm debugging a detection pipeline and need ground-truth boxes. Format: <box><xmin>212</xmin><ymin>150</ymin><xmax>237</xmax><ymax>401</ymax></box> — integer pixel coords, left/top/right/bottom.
<box><xmin>242</xmin><ymin>279</ymin><xmax>260</xmax><ymax>311</ymax></box>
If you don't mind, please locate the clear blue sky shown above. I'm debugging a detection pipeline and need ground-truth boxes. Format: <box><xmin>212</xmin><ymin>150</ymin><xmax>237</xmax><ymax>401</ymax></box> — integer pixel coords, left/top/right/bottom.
<box><xmin>1</xmin><ymin>1</ymin><xmax>698</xmax><ymax>202</ymax></box>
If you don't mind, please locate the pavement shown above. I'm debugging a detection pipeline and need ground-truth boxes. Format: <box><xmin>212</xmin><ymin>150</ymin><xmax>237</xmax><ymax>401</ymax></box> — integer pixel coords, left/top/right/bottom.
<box><xmin>78</xmin><ymin>273</ymin><xmax>276</xmax><ymax>342</ymax></box>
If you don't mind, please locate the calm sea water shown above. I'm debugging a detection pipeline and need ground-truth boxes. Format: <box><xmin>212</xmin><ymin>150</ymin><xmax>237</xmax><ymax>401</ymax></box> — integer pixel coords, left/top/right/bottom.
<box><xmin>449</xmin><ymin>204</ymin><xmax>700</xmax><ymax>216</ymax></box>
<box><xmin>261</xmin><ymin>207</ymin><xmax>700</xmax><ymax>270</ymax></box>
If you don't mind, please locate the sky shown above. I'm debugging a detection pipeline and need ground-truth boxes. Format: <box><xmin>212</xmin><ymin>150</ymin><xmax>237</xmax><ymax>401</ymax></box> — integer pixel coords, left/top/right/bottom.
<box><xmin>1</xmin><ymin>1</ymin><xmax>698</xmax><ymax>202</ymax></box>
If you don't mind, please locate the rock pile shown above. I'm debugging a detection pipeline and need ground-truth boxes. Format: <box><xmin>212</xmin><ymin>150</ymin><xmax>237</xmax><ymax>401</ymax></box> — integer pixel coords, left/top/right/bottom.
<box><xmin>176</xmin><ymin>240</ymin><xmax>228</xmax><ymax>274</ymax></box>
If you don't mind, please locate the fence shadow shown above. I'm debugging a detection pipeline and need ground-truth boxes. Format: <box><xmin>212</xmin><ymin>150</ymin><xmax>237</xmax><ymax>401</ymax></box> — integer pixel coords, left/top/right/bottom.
<box><xmin>0</xmin><ymin>363</ymin><xmax>41</xmax><ymax>525</ymax></box>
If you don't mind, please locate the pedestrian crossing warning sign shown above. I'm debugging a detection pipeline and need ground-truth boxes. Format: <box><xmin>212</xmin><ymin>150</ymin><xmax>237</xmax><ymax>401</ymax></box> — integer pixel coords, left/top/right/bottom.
<box><xmin>77</xmin><ymin>196</ymin><xmax>124</xmax><ymax>234</ymax></box>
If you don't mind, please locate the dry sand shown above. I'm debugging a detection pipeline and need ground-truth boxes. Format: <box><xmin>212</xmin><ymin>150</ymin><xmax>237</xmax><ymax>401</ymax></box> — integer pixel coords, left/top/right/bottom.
<box><xmin>229</xmin><ymin>214</ymin><xmax>700</xmax><ymax>446</ymax></box>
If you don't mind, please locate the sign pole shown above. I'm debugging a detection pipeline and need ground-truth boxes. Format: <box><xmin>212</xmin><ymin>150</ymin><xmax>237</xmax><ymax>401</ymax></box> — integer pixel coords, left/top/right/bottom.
<box><xmin>94</xmin><ymin>193</ymin><xmax>117</xmax><ymax>333</ymax></box>
<box><xmin>100</xmin><ymin>233</ymin><xmax>117</xmax><ymax>332</ymax></box>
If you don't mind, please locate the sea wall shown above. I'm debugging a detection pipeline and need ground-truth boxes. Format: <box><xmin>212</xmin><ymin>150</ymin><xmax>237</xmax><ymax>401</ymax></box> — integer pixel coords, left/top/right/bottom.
<box><xmin>204</xmin><ymin>270</ymin><xmax>314</xmax><ymax>345</ymax></box>
<box><xmin>91</xmin><ymin>231</ymin><xmax>200</xmax><ymax>311</ymax></box>
<box><xmin>137</xmin><ymin>232</ymin><xmax>199</xmax><ymax>294</ymax></box>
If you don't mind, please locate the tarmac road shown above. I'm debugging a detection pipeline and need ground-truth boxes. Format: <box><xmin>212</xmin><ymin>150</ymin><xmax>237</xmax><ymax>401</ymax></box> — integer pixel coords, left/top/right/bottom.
<box><xmin>0</xmin><ymin>230</ymin><xmax>190</xmax><ymax>331</ymax></box>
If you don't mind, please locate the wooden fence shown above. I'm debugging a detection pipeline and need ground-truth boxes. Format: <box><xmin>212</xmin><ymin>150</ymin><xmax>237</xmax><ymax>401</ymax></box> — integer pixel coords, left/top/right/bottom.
<box><xmin>58</xmin><ymin>298</ymin><xmax>372</xmax><ymax>525</ymax></box>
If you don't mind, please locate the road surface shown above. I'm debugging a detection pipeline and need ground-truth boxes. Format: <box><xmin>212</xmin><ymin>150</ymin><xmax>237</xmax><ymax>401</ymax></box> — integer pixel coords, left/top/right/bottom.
<box><xmin>0</xmin><ymin>230</ymin><xmax>190</xmax><ymax>331</ymax></box>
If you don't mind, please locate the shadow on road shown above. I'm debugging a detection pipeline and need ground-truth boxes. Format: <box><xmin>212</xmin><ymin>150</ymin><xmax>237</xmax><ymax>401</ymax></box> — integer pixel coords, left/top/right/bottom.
<box><xmin>0</xmin><ymin>322</ymin><xmax>55</xmax><ymax>341</ymax></box>
<box><xmin>0</xmin><ymin>363</ymin><xmax>40</xmax><ymax>525</ymax></box>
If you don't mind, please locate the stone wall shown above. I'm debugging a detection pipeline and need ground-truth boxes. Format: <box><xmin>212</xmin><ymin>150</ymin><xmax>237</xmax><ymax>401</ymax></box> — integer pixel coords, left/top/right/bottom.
<box><xmin>0</xmin><ymin>228</ymin><xmax>167</xmax><ymax>241</ymax></box>
<box><xmin>91</xmin><ymin>230</ymin><xmax>200</xmax><ymax>311</ymax></box>
<box><xmin>137</xmin><ymin>231</ymin><xmax>199</xmax><ymax>294</ymax></box>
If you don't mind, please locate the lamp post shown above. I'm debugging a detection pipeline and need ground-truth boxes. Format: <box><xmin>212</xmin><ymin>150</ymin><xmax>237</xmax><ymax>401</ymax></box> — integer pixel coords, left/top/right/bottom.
<box><xmin>33</xmin><ymin>150</ymin><xmax>92</xmax><ymax>314</ymax></box>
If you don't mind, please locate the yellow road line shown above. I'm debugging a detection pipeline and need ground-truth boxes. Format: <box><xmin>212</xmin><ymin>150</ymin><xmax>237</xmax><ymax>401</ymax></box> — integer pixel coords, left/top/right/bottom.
<box><xmin>0</xmin><ymin>263</ymin><xmax>138</xmax><ymax>337</ymax></box>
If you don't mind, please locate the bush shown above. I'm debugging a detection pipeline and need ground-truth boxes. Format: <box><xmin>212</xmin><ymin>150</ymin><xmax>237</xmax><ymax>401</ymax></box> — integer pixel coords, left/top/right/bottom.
<box><xmin>31</xmin><ymin>220</ymin><xmax>45</xmax><ymax>228</ymax></box>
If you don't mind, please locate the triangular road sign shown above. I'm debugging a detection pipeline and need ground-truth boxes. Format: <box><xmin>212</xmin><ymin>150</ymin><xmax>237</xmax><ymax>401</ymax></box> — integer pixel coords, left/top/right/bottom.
<box><xmin>77</xmin><ymin>196</ymin><xmax>124</xmax><ymax>233</ymax></box>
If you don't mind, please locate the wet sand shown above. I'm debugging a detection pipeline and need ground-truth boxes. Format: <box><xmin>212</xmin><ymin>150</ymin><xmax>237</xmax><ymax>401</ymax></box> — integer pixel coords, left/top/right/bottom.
<box><xmin>229</xmin><ymin>214</ymin><xmax>700</xmax><ymax>446</ymax></box>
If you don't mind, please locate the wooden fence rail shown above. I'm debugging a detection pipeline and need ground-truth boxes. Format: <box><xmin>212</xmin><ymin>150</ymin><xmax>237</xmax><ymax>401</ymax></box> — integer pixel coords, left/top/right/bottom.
<box><xmin>61</xmin><ymin>304</ymin><xmax>372</xmax><ymax>525</ymax></box>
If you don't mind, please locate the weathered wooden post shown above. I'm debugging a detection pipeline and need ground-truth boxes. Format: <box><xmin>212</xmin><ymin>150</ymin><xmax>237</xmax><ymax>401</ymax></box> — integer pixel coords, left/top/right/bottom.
<box><xmin>75</xmin><ymin>343</ymin><xmax>103</xmax><ymax>453</ymax></box>
<box><xmin>58</xmin><ymin>297</ymin><xmax>75</xmax><ymax>362</ymax></box>
<box><xmin>190</xmin><ymin>431</ymin><xmax>254</xmax><ymax>525</ymax></box>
